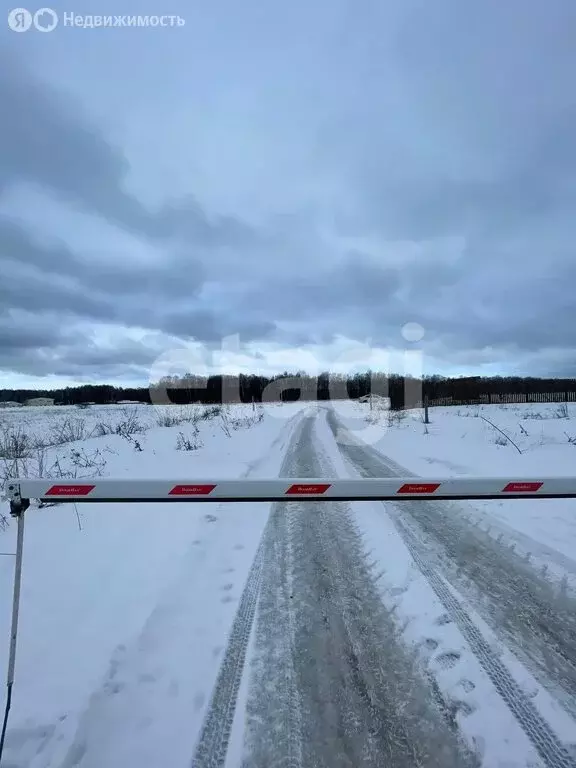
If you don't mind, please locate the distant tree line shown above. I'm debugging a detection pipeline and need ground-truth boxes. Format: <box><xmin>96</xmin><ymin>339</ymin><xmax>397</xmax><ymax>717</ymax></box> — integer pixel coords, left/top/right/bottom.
<box><xmin>2</xmin><ymin>373</ymin><xmax>576</xmax><ymax>410</ymax></box>
<box><xmin>0</xmin><ymin>384</ymin><xmax>150</xmax><ymax>406</ymax></box>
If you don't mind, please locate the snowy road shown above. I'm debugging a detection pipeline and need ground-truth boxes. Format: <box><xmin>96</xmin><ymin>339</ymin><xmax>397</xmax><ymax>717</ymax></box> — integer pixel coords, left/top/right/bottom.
<box><xmin>325</xmin><ymin>407</ymin><xmax>576</xmax><ymax>767</ymax></box>
<box><xmin>193</xmin><ymin>407</ymin><xmax>576</xmax><ymax>768</ymax></box>
<box><xmin>194</xmin><ymin>411</ymin><xmax>477</xmax><ymax>768</ymax></box>
<box><xmin>325</xmin><ymin>409</ymin><xmax>576</xmax><ymax>717</ymax></box>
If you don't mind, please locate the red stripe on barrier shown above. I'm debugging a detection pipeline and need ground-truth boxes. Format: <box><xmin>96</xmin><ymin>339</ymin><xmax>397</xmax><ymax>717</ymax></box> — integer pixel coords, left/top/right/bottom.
<box><xmin>169</xmin><ymin>484</ymin><xmax>217</xmax><ymax>496</ymax></box>
<box><xmin>502</xmin><ymin>481</ymin><xmax>543</xmax><ymax>493</ymax></box>
<box><xmin>286</xmin><ymin>483</ymin><xmax>332</xmax><ymax>495</ymax></box>
<box><xmin>45</xmin><ymin>484</ymin><xmax>95</xmax><ymax>496</ymax></box>
<box><xmin>397</xmin><ymin>483</ymin><xmax>441</xmax><ymax>494</ymax></box>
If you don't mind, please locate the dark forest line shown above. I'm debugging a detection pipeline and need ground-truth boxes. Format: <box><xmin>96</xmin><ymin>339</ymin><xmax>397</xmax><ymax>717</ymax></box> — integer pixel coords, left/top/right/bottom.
<box><xmin>2</xmin><ymin>372</ymin><xmax>576</xmax><ymax>410</ymax></box>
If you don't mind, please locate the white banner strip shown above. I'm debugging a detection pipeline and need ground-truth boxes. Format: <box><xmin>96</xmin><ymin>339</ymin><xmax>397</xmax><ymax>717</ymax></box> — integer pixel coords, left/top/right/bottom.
<box><xmin>6</xmin><ymin>477</ymin><xmax>576</xmax><ymax>503</ymax></box>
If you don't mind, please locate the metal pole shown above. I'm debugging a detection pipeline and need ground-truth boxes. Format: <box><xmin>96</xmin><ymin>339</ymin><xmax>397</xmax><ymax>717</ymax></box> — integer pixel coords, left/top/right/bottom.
<box><xmin>0</xmin><ymin>511</ymin><xmax>25</xmax><ymax>763</ymax></box>
<box><xmin>7</xmin><ymin>513</ymin><xmax>25</xmax><ymax>687</ymax></box>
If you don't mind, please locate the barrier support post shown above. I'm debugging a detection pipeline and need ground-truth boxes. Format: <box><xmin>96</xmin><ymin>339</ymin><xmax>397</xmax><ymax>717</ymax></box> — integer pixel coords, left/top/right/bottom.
<box><xmin>0</xmin><ymin>488</ymin><xmax>28</xmax><ymax>763</ymax></box>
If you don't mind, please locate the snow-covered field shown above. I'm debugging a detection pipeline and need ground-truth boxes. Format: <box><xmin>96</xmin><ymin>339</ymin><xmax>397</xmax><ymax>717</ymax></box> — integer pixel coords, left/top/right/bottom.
<box><xmin>0</xmin><ymin>402</ymin><xmax>306</xmax><ymax>767</ymax></box>
<box><xmin>335</xmin><ymin>399</ymin><xmax>576</xmax><ymax>582</ymax></box>
<box><xmin>0</xmin><ymin>400</ymin><xmax>575</xmax><ymax>768</ymax></box>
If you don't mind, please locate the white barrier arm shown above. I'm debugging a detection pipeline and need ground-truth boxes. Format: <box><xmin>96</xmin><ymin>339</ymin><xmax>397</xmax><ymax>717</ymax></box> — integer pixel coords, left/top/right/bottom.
<box><xmin>6</xmin><ymin>477</ymin><xmax>576</xmax><ymax>509</ymax></box>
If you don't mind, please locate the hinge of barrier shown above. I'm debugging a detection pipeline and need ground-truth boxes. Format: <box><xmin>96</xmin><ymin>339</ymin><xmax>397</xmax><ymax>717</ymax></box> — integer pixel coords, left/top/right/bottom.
<box><xmin>5</xmin><ymin>483</ymin><xmax>29</xmax><ymax>518</ymax></box>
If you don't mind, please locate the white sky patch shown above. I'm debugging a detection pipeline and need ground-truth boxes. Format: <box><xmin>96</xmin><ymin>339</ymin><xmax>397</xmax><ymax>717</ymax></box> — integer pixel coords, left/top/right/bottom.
<box><xmin>0</xmin><ymin>371</ymin><xmax>92</xmax><ymax>390</ymax></box>
<box><xmin>148</xmin><ymin>344</ymin><xmax>215</xmax><ymax>384</ymax></box>
<box><xmin>86</xmin><ymin>323</ymin><xmax>185</xmax><ymax>351</ymax></box>
<box><xmin>0</xmin><ymin>331</ymin><xmax>523</xmax><ymax>388</ymax></box>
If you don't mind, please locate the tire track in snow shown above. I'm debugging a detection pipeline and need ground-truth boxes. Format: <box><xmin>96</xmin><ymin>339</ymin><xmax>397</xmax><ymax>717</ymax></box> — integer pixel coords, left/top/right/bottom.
<box><xmin>190</xmin><ymin>538</ymin><xmax>266</xmax><ymax>768</ymax></box>
<box><xmin>327</xmin><ymin>408</ymin><xmax>576</xmax><ymax>768</ymax></box>
<box><xmin>190</xmin><ymin>410</ymin><xmax>308</xmax><ymax>768</ymax></box>
<box><xmin>242</xmin><ymin>414</ymin><xmax>478</xmax><ymax>768</ymax></box>
<box><xmin>458</xmin><ymin>510</ymin><xmax>576</xmax><ymax>580</ymax></box>
<box><xmin>395</xmin><ymin>517</ymin><xmax>576</xmax><ymax>768</ymax></box>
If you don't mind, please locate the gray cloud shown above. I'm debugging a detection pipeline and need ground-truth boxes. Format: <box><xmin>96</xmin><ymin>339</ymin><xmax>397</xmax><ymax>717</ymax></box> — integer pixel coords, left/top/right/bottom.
<box><xmin>0</xmin><ymin>216</ymin><xmax>277</xmax><ymax>346</ymax></box>
<box><xmin>0</xmin><ymin>313</ymin><xmax>73</xmax><ymax>351</ymax></box>
<box><xmin>0</xmin><ymin>215</ymin><xmax>207</xmax><ymax>299</ymax></box>
<box><xmin>0</xmin><ymin>308</ymin><xmax>182</xmax><ymax>380</ymax></box>
<box><xmin>0</xmin><ymin>51</ymin><xmax>261</xmax><ymax>249</ymax></box>
<box><xmin>1</xmin><ymin>0</ymin><xmax>576</xmax><ymax>383</ymax></box>
<box><xmin>330</xmin><ymin>0</ymin><xmax>576</xmax><ymax>243</ymax></box>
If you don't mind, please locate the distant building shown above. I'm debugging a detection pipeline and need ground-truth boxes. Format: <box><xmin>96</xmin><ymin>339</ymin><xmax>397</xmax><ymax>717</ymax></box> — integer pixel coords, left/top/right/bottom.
<box><xmin>24</xmin><ymin>397</ymin><xmax>55</xmax><ymax>407</ymax></box>
<box><xmin>358</xmin><ymin>394</ymin><xmax>391</xmax><ymax>407</ymax></box>
<box><xmin>0</xmin><ymin>401</ymin><xmax>22</xmax><ymax>408</ymax></box>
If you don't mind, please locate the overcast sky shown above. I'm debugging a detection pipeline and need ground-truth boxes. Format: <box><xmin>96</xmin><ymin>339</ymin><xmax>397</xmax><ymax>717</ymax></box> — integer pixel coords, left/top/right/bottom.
<box><xmin>1</xmin><ymin>0</ymin><xmax>575</xmax><ymax>388</ymax></box>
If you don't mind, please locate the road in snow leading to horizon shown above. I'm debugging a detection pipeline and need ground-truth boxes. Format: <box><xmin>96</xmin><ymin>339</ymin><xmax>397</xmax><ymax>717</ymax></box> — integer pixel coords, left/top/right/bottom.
<box><xmin>1</xmin><ymin>402</ymin><xmax>576</xmax><ymax>768</ymax></box>
<box><xmin>192</xmin><ymin>407</ymin><xmax>576</xmax><ymax>768</ymax></box>
<box><xmin>194</xmin><ymin>412</ymin><xmax>477</xmax><ymax>768</ymax></box>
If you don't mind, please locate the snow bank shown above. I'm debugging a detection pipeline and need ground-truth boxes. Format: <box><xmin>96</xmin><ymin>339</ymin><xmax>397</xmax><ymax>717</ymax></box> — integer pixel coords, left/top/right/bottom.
<box><xmin>315</xmin><ymin>407</ymin><xmax>576</xmax><ymax>767</ymax></box>
<box><xmin>0</xmin><ymin>402</ymin><xmax>308</xmax><ymax>768</ymax></box>
<box><xmin>331</xmin><ymin>400</ymin><xmax>576</xmax><ymax>575</ymax></box>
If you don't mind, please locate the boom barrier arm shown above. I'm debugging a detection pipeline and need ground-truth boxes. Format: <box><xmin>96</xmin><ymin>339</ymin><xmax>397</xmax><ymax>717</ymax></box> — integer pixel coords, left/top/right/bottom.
<box><xmin>2</xmin><ymin>472</ymin><xmax>576</xmax><ymax>755</ymax></box>
<box><xmin>6</xmin><ymin>476</ymin><xmax>576</xmax><ymax>515</ymax></box>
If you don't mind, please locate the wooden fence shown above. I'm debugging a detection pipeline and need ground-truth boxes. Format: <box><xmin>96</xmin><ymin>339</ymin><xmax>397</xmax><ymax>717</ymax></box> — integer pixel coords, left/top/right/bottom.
<box><xmin>420</xmin><ymin>392</ymin><xmax>576</xmax><ymax>408</ymax></box>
